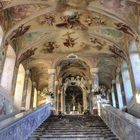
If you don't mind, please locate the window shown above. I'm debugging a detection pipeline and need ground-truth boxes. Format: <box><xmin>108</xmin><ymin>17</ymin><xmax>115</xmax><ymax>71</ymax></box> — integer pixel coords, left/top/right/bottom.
<box><xmin>14</xmin><ymin>64</ymin><xmax>25</xmax><ymax>109</ymax></box>
<box><xmin>1</xmin><ymin>45</ymin><xmax>16</xmax><ymax>93</ymax></box>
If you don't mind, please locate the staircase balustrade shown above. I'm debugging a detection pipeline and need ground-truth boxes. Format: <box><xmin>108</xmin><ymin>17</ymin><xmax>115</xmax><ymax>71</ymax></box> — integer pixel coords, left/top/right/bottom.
<box><xmin>0</xmin><ymin>103</ymin><xmax>51</xmax><ymax>140</ymax></box>
<box><xmin>99</xmin><ymin>103</ymin><xmax>140</xmax><ymax>140</ymax></box>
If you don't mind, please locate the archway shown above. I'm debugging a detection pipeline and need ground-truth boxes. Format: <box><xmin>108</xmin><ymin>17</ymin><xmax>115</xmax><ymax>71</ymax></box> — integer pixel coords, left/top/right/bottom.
<box><xmin>65</xmin><ymin>85</ymin><xmax>83</xmax><ymax>114</ymax></box>
<box><xmin>14</xmin><ymin>64</ymin><xmax>25</xmax><ymax>109</ymax></box>
<box><xmin>1</xmin><ymin>45</ymin><xmax>16</xmax><ymax>93</ymax></box>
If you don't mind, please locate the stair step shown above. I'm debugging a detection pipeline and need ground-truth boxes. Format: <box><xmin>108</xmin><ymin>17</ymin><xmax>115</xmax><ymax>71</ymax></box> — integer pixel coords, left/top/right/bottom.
<box><xmin>27</xmin><ymin>115</ymin><xmax>119</xmax><ymax>140</ymax></box>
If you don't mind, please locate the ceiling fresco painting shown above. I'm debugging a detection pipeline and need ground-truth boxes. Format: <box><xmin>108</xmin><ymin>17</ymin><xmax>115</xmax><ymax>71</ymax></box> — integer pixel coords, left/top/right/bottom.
<box><xmin>0</xmin><ymin>0</ymin><xmax>140</xmax><ymax>90</ymax></box>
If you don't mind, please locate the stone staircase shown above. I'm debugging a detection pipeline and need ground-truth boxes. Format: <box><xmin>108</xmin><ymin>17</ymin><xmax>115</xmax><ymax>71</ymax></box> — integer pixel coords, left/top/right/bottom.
<box><xmin>27</xmin><ymin>115</ymin><xmax>119</xmax><ymax>140</ymax></box>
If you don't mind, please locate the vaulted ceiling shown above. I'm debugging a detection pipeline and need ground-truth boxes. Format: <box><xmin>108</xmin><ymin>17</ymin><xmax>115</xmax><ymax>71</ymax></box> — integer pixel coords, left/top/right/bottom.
<box><xmin>0</xmin><ymin>0</ymin><xmax>140</xmax><ymax>90</ymax></box>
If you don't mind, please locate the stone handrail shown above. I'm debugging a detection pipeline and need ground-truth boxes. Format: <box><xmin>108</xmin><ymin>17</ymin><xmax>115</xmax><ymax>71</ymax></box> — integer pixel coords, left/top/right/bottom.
<box><xmin>98</xmin><ymin>103</ymin><xmax>140</xmax><ymax>140</ymax></box>
<box><xmin>0</xmin><ymin>103</ymin><xmax>51</xmax><ymax>140</ymax></box>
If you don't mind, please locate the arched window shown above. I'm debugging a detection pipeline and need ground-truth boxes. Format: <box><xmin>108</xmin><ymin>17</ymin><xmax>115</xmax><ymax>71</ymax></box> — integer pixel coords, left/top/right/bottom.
<box><xmin>121</xmin><ymin>61</ymin><xmax>133</xmax><ymax>105</ymax></box>
<box><xmin>14</xmin><ymin>64</ymin><xmax>25</xmax><ymax>109</ymax></box>
<box><xmin>33</xmin><ymin>88</ymin><xmax>38</xmax><ymax>108</ymax></box>
<box><xmin>1</xmin><ymin>45</ymin><xmax>16</xmax><ymax>93</ymax></box>
<box><xmin>0</xmin><ymin>26</ymin><xmax>3</xmax><ymax>46</ymax></box>
<box><xmin>111</xmin><ymin>81</ymin><xmax>116</xmax><ymax>107</ymax></box>
<box><xmin>129</xmin><ymin>40</ymin><xmax>140</xmax><ymax>94</ymax></box>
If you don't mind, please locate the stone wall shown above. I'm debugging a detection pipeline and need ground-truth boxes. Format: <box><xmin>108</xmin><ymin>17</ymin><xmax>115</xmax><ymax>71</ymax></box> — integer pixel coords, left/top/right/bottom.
<box><xmin>99</xmin><ymin>103</ymin><xmax>140</xmax><ymax>140</ymax></box>
<box><xmin>0</xmin><ymin>103</ymin><xmax>51</xmax><ymax>140</ymax></box>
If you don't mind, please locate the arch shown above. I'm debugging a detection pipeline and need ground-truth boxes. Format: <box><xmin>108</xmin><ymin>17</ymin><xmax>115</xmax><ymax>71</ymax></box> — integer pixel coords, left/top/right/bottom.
<box><xmin>121</xmin><ymin>61</ymin><xmax>133</xmax><ymax>105</ymax></box>
<box><xmin>33</xmin><ymin>88</ymin><xmax>38</xmax><ymax>108</ymax></box>
<box><xmin>129</xmin><ymin>40</ymin><xmax>140</xmax><ymax>94</ymax></box>
<box><xmin>14</xmin><ymin>64</ymin><xmax>25</xmax><ymax>109</ymax></box>
<box><xmin>51</xmin><ymin>55</ymin><xmax>94</xmax><ymax>69</ymax></box>
<box><xmin>1</xmin><ymin>44</ymin><xmax>16</xmax><ymax>93</ymax></box>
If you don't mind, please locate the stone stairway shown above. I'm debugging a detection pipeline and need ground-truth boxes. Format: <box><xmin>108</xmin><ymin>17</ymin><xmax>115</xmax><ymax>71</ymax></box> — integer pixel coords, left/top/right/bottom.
<box><xmin>27</xmin><ymin>115</ymin><xmax>119</xmax><ymax>140</ymax></box>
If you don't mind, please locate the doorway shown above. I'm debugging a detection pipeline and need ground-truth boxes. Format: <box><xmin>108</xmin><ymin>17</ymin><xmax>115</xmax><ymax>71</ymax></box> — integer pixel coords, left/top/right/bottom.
<box><xmin>65</xmin><ymin>85</ymin><xmax>83</xmax><ymax>114</ymax></box>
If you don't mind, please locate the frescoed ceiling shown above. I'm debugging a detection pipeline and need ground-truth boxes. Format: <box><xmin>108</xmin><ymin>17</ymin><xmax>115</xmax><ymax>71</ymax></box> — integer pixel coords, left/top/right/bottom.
<box><xmin>0</xmin><ymin>0</ymin><xmax>140</xmax><ymax>90</ymax></box>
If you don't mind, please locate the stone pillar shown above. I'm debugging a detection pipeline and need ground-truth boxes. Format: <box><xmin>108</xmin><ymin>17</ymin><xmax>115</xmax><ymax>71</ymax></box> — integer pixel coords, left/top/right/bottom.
<box><xmin>111</xmin><ymin>80</ymin><xmax>116</xmax><ymax>107</ymax></box>
<box><xmin>22</xmin><ymin>69</ymin><xmax>30</xmax><ymax>109</ymax></box>
<box><xmin>83</xmin><ymin>91</ymin><xmax>88</xmax><ymax>111</ymax></box>
<box><xmin>57</xmin><ymin>90</ymin><xmax>60</xmax><ymax>113</ymax></box>
<box><xmin>30</xmin><ymin>82</ymin><xmax>36</xmax><ymax>109</ymax></box>
<box><xmin>90</xmin><ymin>68</ymin><xmax>99</xmax><ymax>92</ymax></box>
<box><xmin>25</xmin><ymin>78</ymin><xmax>32</xmax><ymax>110</ymax></box>
<box><xmin>61</xmin><ymin>91</ymin><xmax>64</xmax><ymax>113</ymax></box>
<box><xmin>54</xmin><ymin>80</ymin><xmax>59</xmax><ymax>113</ymax></box>
<box><xmin>116</xmin><ymin>68</ymin><xmax>124</xmax><ymax>110</ymax></box>
<box><xmin>89</xmin><ymin>68</ymin><xmax>99</xmax><ymax>114</ymax></box>
<box><xmin>48</xmin><ymin>69</ymin><xmax>56</xmax><ymax>106</ymax></box>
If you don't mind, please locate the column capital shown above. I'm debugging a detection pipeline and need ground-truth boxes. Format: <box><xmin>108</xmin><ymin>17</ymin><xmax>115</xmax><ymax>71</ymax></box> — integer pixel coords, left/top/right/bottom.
<box><xmin>48</xmin><ymin>68</ymin><xmax>56</xmax><ymax>74</ymax></box>
<box><xmin>90</xmin><ymin>68</ymin><xmax>99</xmax><ymax>74</ymax></box>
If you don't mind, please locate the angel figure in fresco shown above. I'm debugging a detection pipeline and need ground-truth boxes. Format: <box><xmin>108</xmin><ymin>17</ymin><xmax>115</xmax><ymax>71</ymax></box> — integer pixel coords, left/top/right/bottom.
<box><xmin>62</xmin><ymin>32</ymin><xmax>78</xmax><ymax>48</ymax></box>
<box><xmin>18</xmin><ymin>48</ymin><xmax>37</xmax><ymax>63</ymax></box>
<box><xmin>10</xmin><ymin>24</ymin><xmax>31</xmax><ymax>41</ymax></box>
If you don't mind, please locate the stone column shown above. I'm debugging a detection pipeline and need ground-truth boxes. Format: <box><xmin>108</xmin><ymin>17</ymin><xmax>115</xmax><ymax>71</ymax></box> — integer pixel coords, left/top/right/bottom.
<box><xmin>83</xmin><ymin>90</ymin><xmax>88</xmax><ymax>112</ymax></box>
<box><xmin>25</xmin><ymin>78</ymin><xmax>32</xmax><ymax>110</ymax></box>
<box><xmin>54</xmin><ymin>80</ymin><xmax>59</xmax><ymax>113</ymax></box>
<box><xmin>116</xmin><ymin>68</ymin><xmax>124</xmax><ymax>110</ymax></box>
<box><xmin>89</xmin><ymin>68</ymin><xmax>99</xmax><ymax>114</ymax></box>
<box><xmin>111</xmin><ymin>80</ymin><xmax>116</xmax><ymax>107</ymax></box>
<box><xmin>30</xmin><ymin>82</ymin><xmax>36</xmax><ymax>109</ymax></box>
<box><xmin>90</xmin><ymin>68</ymin><xmax>99</xmax><ymax>92</ymax></box>
<box><xmin>22</xmin><ymin>69</ymin><xmax>30</xmax><ymax>109</ymax></box>
<box><xmin>48</xmin><ymin>69</ymin><xmax>56</xmax><ymax>107</ymax></box>
<box><xmin>57</xmin><ymin>90</ymin><xmax>60</xmax><ymax>113</ymax></box>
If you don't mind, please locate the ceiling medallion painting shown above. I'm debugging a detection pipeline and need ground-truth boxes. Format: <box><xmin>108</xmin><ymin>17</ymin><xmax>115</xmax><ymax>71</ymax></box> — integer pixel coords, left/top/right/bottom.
<box><xmin>43</xmin><ymin>41</ymin><xmax>59</xmax><ymax>53</ymax></box>
<box><xmin>85</xmin><ymin>15</ymin><xmax>106</xmax><ymax>26</ymax></box>
<box><xmin>62</xmin><ymin>32</ymin><xmax>78</xmax><ymax>48</ymax></box>
<box><xmin>56</xmin><ymin>11</ymin><xmax>87</xmax><ymax>30</ymax></box>
<box><xmin>38</xmin><ymin>14</ymin><xmax>55</xmax><ymax>26</ymax></box>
